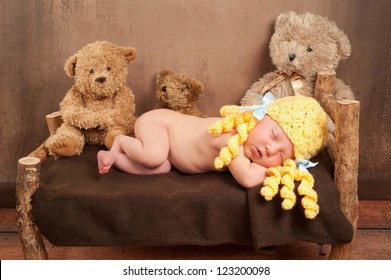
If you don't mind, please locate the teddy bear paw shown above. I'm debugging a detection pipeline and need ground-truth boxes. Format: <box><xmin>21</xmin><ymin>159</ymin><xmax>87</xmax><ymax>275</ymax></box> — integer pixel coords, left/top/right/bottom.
<box><xmin>49</xmin><ymin>138</ymin><xmax>80</xmax><ymax>157</ymax></box>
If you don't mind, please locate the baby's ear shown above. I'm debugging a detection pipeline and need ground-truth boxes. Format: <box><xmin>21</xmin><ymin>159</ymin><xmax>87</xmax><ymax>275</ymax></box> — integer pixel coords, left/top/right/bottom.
<box><xmin>122</xmin><ymin>47</ymin><xmax>136</xmax><ymax>63</ymax></box>
<box><xmin>64</xmin><ymin>54</ymin><xmax>77</xmax><ymax>77</ymax></box>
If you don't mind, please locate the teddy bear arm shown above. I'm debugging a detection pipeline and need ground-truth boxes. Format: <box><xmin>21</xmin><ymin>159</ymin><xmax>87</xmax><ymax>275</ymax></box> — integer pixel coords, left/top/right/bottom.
<box><xmin>60</xmin><ymin>93</ymin><xmax>102</xmax><ymax>129</ymax></box>
<box><xmin>61</xmin><ymin>107</ymin><xmax>102</xmax><ymax>129</ymax></box>
<box><xmin>98</xmin><ymin>87</ymin><xmax>136</xmax><ymax>130</ymax></box>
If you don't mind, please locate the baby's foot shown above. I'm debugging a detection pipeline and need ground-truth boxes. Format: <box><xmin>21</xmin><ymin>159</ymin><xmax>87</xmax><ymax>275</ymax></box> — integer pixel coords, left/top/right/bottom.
<box><xmin>97</xmin><ymin>150</ymin><xmax>117</xmax><ymax>174</ymax></box>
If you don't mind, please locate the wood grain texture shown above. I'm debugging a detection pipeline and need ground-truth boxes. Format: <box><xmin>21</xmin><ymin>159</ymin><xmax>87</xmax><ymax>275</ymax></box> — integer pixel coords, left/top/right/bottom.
<box><xmin>329</xmin><ymin>100</ymin><xmax>360</xmax><ymax>259</ymax></box>
<box><xmin>0</xmin><ymin>209</ymin><xmax>17</xmax><ymax>232</ymax></box>
<box><xmin>16</xmin><ymin>157</ymin><xmax>48</xmax><ymax>260</ymax></box>
<box><xmin>358</xmin><ymin>200</ymin><xmax>391</xmax><ymax>229</ymax></box>
<box><xmin>314</xmin><ymin>72</ymin><xmax>337</xmax><ymax>122</ymax></box>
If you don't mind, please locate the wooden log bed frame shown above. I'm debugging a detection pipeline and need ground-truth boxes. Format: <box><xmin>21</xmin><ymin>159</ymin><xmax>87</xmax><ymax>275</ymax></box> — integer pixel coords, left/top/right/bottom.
<box><xmin>16</xmin><ymin>72</ymin><xmax>360</xmax><ymax>260</ymax></box>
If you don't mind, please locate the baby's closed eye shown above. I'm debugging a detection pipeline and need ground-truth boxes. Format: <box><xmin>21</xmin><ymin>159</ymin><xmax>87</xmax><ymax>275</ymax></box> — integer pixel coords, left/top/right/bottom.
<box><xmin>272</xmin><ymin>129</ymin><xmax>277</xmax><ymax>140</ymax></box>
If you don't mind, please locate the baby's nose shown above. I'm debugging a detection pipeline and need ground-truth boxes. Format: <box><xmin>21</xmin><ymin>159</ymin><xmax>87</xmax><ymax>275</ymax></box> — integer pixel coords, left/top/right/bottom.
<box><xmin>266</xmin><ymin>144</ymin><xmax>276</xmax><ymax>155</ymax></box>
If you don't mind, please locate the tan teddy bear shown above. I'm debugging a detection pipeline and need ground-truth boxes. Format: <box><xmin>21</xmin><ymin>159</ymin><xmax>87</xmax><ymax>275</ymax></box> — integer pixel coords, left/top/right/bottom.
<box><xmin>155</xmin><ymin>69</ymin><xmax>205</xmax><ymax>117</ymax></box>
<box><xmin>241</xmin><ymin>11</ymin><xmax>355</xmax><ymax>106</ymax></box>
<box><xmin>45</xmin><ymin>41</ymin><xmax>137</xmax><ymax>157</ymax></box>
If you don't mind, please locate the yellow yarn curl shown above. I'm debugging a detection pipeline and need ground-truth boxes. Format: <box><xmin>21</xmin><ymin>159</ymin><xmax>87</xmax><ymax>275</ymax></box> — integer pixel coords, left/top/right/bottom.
<box><xmin>260</xmin><ymin>159</ymin><xmax>319</xmax><ymax>219</ymax></box>
<box><xmin>208</xmin><ymin>105</ymin><xmax>257</xmax><ymax>169</ymax></box>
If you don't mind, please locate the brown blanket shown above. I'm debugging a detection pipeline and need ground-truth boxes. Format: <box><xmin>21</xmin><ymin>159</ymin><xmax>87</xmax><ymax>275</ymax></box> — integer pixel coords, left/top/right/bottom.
<box><xmin>32</xmin><ymin>146</ymin><xmax>352</xmax><ymax>248</ymax></box>
<box><xmin>247</xmin><ymin>150</ymin><xmax>353</xmax><ymax>248</ymax></box>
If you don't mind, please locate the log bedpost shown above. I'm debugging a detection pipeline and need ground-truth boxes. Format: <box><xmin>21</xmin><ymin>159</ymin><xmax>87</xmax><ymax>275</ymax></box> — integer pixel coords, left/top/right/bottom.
<box><xmin>315</xmin><ymin>72</ymin><xmax>360</xmax><ymax>259</ymax></box>
<box><xmin>46</xmin><ymin>111</ymin><xmax>62</xmax><ymax>136</ymax></box>
<box><xmin>16</xmin><ymin>157</ymin><xmax>48</xmax><ymax>260</ymax></box>
<box><xmin>329</xmin><ymin>99</ymin><xmax>360</xmax><ymax>259</ymax></box>
<box><xmin>314</xmin><ymin>72</ymin><xmax>338</xmax><ymax>163</ymax></box>
<box><xmin>28</xmin><ymin>111</ymin><xmax>62</xmax><ymax>161</ymax></box>
<box><xmin>16</xmin><ymin>112</ymin><xmax>61</xmax><ymax>259</ymax></box>
<box><xmin>314</xmin><ymin>71</ymin><xmax>337</xmax><ymax>121</ymax></box>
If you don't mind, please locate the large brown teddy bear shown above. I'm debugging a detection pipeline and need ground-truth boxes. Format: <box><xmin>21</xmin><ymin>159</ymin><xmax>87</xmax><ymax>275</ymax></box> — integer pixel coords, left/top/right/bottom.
<box><xmin>241</xmin><ymin>11</ymin><xmax>355</xmax><ymax>106</ymax></box>
<box><xmin>45</xmin><ymin>41</ymin><xmax>137</xmax><ymax>157</ymax></box>
<box><xmin>155</xmin><ymin>69</ymin><xmax>205</xmax><ymax>117</ymax></box>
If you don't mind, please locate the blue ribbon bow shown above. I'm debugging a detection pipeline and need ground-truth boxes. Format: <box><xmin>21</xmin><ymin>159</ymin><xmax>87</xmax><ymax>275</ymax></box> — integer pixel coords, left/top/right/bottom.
<box><xmin>239</xmin><ymin>92</ymin><xmax>275</xmax><ymax>121</ymax></box>
<box><xmin>296</xmin><ymin>159</ymin><xmax>318</xmax><ymax>172</ymax></box>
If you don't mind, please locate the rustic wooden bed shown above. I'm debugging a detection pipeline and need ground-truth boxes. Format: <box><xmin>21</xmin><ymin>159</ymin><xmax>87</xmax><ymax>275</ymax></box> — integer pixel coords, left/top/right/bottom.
<box><xmin>16</xmin><ymin>72</ymin><xmax>359</xmax><ymax>260</ymax></box>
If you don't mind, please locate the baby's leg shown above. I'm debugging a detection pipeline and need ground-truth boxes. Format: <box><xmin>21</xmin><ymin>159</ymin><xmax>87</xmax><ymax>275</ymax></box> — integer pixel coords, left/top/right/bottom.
<box><xmin>97</xmin><ymin>150</ymin><xmax>171</xmax><ymax>175</ymax></box>
<box><xmin>115</xmin><ymin>111</ymin><xmax>171</xmax><ymax>169</ymax></box>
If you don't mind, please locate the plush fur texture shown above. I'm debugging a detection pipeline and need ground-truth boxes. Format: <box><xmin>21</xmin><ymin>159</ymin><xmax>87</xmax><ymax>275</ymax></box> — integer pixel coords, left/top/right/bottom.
<box><xmin>241</xmin><ymin>11</ymin><xmax>355</xmax><ymax>106</ymax></box>
<box><xmin>45</xmin><ymin>41</ymin><xmax>137</xmax><ymax>157</ymax></box>
<box><xmin>155</xmin><ymin>69</ymin><xmax>205</xmax><ymax>117</ymax></box>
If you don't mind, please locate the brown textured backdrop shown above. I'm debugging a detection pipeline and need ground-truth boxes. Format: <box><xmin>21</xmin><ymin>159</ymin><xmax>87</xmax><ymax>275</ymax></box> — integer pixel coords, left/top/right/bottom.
<box><xmin>1</xmin><ymin>0</ymin><xmax>390</xmax><ymax>195</ymax></box>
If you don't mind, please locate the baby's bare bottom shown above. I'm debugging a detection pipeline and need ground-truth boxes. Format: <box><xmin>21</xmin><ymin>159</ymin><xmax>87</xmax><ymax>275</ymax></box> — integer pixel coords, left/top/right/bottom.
<box><xmin>97</xmin><ymin>110</ymin><xmax>172</xmax><ymax>174</ymax></box>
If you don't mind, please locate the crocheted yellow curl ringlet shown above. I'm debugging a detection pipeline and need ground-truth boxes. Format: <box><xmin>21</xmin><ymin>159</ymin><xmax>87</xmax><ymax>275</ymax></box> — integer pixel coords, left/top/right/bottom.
<box><xmin>208</xmin><ymin>105</ymin><xmax>257</xmax><ymax>169</ymax></box>
<box><xmin>261</xmin><ymin>159</ymin><xmax>319</xmax><ymax>219</ymax></box>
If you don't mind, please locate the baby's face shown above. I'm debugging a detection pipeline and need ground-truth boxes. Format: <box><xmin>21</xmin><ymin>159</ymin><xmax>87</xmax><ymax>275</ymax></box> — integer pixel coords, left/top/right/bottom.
<box><xmin>244</xmin><ymin>115</ymin><xmax>294</xmax><ymax>168</ymax></box>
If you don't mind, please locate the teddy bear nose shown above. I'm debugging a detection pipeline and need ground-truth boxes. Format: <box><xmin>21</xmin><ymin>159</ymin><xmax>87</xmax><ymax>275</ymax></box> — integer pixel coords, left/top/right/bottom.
<box><xmin>95</xmin><ymin>77</ymin><xmax>106</xmax><ymax>83</ymax></box>
<box><xmin>288</xmin><ymin>53</ymin><xmax>296</xmax><ymax>62</ymax></box>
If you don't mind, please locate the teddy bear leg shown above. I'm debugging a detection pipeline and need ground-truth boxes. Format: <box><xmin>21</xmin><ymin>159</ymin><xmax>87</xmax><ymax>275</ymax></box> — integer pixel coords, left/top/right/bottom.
<box><xmin>335</xmin><ymin>79</ymin><xmax>355</xmax><ymax>100</ymax></box>
<box><xmin>326</xmin><ymin>115</ymin><xmax>336</xmax><ymax>134</ymax></box>
<box><xmin>45</xmin><ymin>123</ymin><xmax>85</xmax><ymax>157</ymax></box>
<box><xmin>104</xmin><ymin>128</ymin><xmax>125</xmax><ymax>149</ymax></box>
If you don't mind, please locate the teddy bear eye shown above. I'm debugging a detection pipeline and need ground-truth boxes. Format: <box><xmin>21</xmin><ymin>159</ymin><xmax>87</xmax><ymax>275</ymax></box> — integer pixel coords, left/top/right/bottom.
<box><xmin>107</xmin><ymin>67</ymin><xmax>111</xmax><ymax>71</ymax></box>
<box><xmin>89</xmin><ymin>69</ymin><xmax>94</xmax><ymax>74</ymax></box>
<box><xmin>307</xmin><ymin>47</ymin><xmax>313</xmax><ymax>52</ymax></box>
<box><xmin>161</xmin><ymin>86</ymin><xmax>167</xmax><ymax>92</ymax></box>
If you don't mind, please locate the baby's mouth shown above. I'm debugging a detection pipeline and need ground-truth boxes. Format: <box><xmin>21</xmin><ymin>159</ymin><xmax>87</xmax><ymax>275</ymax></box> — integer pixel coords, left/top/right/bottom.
<box><xmin>252</xmin><ymin>146</ymin><xmax>262</xmax><ymax>158</ymax></box>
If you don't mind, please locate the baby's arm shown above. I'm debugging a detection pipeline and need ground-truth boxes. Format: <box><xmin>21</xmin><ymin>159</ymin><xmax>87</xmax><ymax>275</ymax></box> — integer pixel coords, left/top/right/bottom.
<box><xmin>228</xmin><ymin>146</ymin><xmax>268</xmax><ymax>188</ymax></box>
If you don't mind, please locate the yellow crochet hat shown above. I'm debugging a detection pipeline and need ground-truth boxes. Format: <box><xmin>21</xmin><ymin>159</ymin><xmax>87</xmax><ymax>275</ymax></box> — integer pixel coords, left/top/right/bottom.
<box><xmin>208</xmin><ymin>94</ymin><xmax>328</xmax><ymax>169</ymax></box>
<box><xmin>267</xmin><ymin>95</ymin><xmax>328</xmax><ymax>160</ymax></box>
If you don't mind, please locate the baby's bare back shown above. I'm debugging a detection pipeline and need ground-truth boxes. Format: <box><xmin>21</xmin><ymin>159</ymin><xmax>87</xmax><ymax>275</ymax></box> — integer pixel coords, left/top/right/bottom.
<box><xmin>149</xmin><ymin>109</ymin><xmax>232</xmax><ymax>173</ymax></box>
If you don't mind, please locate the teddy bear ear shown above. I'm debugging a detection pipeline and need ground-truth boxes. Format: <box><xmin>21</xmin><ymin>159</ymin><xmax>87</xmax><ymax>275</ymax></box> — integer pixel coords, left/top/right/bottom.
<box><xmin>64</xmin><ymin>54</ymin><xmax>77</xmax><ymax>77</ymax></box>
<box><xmin>159</xmin><ymin>69</ymin><xmax>174</xmax><ymax>78</ymax></box>
<box><xmin>156</xmin><ymin>69</ymin><xmax>174</xmax><ymax>82</ymax></box>
<box><xmin>156</xmin><ymin>69</ymin><xmax>173</xmax><ymax>88</ymax></box>
<box><xmin>122</xmin><ymin>47</ymin><xmax>136</xmax><ymax>63</ymax></box>
<box><xmin>274</xmin><ymin>11</ymin><xmax>295</xmax><ymax>30</ymax></box>
<box><xmin>330</xmin><ymin>25</ymin><xmax>352</xmax><ymax>60</ymax></box>
<box><xmin>185</xmin><ymin>78</ymin><xmax>204</xmax><ymax>96</ymax></box>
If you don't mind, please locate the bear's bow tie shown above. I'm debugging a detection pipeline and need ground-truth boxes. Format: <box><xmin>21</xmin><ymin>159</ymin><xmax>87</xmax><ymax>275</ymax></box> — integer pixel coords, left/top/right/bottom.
<box><xmin>259</xmin><ymin>71</ymin><xmax>307</xmax><ymax>97</ymax></box>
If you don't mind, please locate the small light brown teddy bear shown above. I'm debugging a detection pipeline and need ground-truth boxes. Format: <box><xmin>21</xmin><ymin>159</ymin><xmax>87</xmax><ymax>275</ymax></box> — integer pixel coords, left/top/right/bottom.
<box><xmin>241</xmin><ymin>11</ymin><xmax>355</xmax><ymax>106</ymax></box>
<box><xmin>155</xmin><ymin>69</ymin><xmax>205</xmax><ymax>117</ymax></box>
<box><xmin>45</xmin><ymin>41</ymin><xmax>137</xmax><ymax>157</ymax></box>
